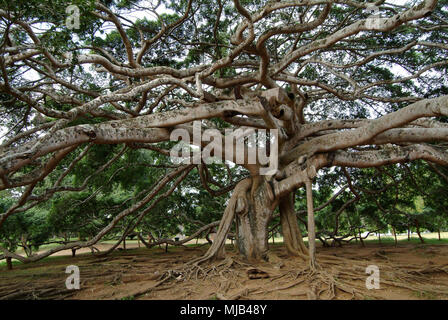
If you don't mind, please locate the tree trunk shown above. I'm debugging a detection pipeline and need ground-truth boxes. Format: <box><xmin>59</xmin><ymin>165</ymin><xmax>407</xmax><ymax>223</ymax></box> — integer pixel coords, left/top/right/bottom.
<box><xmin>358</xmin><ymin>228</ymin><xmax>365</xmax><ymax>247</ymax></box>
<box><xmin>235</xmin><ymin>178</ymin><xmax>277</xmax><ymax>262</ymax></box>
<box><xmin>378</xmin><ymin>232</ymin><xmax>381</xmax><ymax>244</ymax></box>
<box><xmin>71</xmin><ymin>249</ymin><xmax>76</xmax><ymax>257</ymax></box>
<box><xmin>392</xmin><ymin>226</ymin><xmax>398</xmax><ymax>246</ymax></box>
<box><xmin>6</xmin><ymin>257</ymin><xmax>12</xmax><ymax>270</ymax></box>
<box><xmin>279</xmin><ymin>192</ymin><xmax>308</xmax><ymax>257</ymax></box>
<box><xmin>123</xmin><ymin>237</ymin><xmax>126</xmax><ymax>250</ymax></box>
<box><xmin>408</xmin><ymin>228</ymin><xmax>410</xmax><ymax>241</ymax></box>
<box><xmin>21</xmin><ymin>235</ymin><xmax>32</xmax><ymax>257</ymax></box>
<box><xmin>205</xmin><ymin>231</ymin><xmax>213</xmax><ymax>244</ymax></box>
<box><xmin>438</xmin><ymin>229</ymin><xmax>441</xmax><ymax>241</ymax></box>
<box><xmin>195</xmin><ymin>178</ymin><xmax>281</xmax><ymax>264</ymax></box>
<box><xmin>415</xmin><ymin>221</ymin><xmax>424</xmax><ymax>243</ymax></box>
<box><xmin>196</xmin><ymin>177</ymin><xmax>310</xmax><ymax>264</ymax></box>
<box><xmin>138</xmin><ymin>233</ymin><xmax>151</xmax><ymax>248</ymax></box>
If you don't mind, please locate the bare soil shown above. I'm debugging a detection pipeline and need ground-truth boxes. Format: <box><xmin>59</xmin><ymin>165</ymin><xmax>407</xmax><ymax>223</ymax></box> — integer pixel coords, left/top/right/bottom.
<box><xmin>1</xmin><ymin>242</ymin><xmax>448</xmax><ymax>300</ymax></box>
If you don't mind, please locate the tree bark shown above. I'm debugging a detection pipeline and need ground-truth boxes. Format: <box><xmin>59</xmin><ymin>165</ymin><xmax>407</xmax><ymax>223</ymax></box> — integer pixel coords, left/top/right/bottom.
<box><xmin>235</xmin><ymin>177</ymin><xmax>277</xmax><ymax>262</ymax></box>
<box><xmin>358</xmin><ymin>228</ymin><xmax>365</xmax><ymax>247</ymax></box>
<box><xmin>415</xmin><ymin>221</ymin><xmax>424</xmax><ymax>243</ymax></box>
<box><xmin>193</xmin><ymin>179</ymin><xmax>252</xmax><ymax>264</ymax></box>
<box><xmin>71</xmin><ymin>249</ymin><xmax>76</xmax><ymax>257</ymax></box>
<box><xmin>205</xmin><ymin>231</ymin><xmax>213</xmax><ymax>244</ymax></box>
<box><xmin>438</xmin><ymin>229</ymin><xmax>441</xmax><ymax>241</ymax></box>
<box><xmin>392</xmin><ymin>226</ymin><xmax>398</xmax><ymax>246</ymax></box>
<box><xmin>305</xmin><ymin>179</ymin><xmax>316</xmax><ymax>267</ymax></box>
<box><xmin>279</xmin><ymin>192</ymin><xmax>308</xmax><ymax>257</ymax></box>
<box><xmin>6</xmin><ymin>257</ymin><xmax>12</xmax><ymax>270</ymax></box>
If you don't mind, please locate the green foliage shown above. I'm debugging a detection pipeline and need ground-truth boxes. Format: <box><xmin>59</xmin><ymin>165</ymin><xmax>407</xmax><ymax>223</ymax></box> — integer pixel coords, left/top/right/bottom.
<box><xmin>0</xmin><ymin>201</ymin><xmax>52</xmax><ymax>255</ymax></box>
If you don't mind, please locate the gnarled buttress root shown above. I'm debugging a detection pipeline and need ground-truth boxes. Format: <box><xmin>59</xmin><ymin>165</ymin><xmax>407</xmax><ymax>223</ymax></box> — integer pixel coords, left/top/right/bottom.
<box><xmin>190</xmin><ymin>179</ymin><xmax>252</xmax><ymax>265</ymax></box>
<box><xmin>279</xmin><ymin>192</ymin><xmax>309</xmax><ymax>258</ymax></box>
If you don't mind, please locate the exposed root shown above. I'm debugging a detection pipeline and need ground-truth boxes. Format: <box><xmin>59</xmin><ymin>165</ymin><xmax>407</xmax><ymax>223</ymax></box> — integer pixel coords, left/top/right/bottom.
<box><xmin>0</xmin><ymin>282</ymin><xmax>78</xmax><ymax>300</ymax></box>
<box><xmin>182</xmin><ymin>257</ymin><xmax>243</xmax><ymax>281</ymax></box>
<box><xmin>2</xmin><ymin>243</ymin><xmax>447</xmax><ymax>300</ymax></box>
<box><xmin>190</xmin><ymin>179</ymin><xmax>252</xmax><ymax>266</ymax></box>
<box><xmin>194</xmin><ymin>253</ymin><xmax>448</xmax><ymax>301</ymax></box>
<box><xmin>299</xmin><ymin>253</ymin><xmax>448</xmax><ymax>300</ymax></box>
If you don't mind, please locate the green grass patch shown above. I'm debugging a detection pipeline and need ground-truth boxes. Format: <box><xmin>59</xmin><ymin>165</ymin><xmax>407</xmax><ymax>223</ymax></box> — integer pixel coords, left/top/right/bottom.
<box><xmin>363</xmin><ymin>236</ymin><xmax>448</xmax><ymax>246</ymax></box>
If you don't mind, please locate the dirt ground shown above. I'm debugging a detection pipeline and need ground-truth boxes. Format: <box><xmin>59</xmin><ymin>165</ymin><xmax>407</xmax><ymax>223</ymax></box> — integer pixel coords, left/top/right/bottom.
<box><xmin>1</xmin><ymin>242</ymin><xmax>448</xmax><ymax>300</ymax></box>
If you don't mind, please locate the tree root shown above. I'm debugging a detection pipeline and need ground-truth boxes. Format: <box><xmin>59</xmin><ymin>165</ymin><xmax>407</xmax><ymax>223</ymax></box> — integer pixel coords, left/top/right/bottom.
<box><xmin>0</xmin><ymin>284</ymin><xmax>78</xmax><ymax>300</ymax></box>
<box><xmin>198</xmin><ymin>252</ymin><xmax>448</xmax><ymax>300</ymax></box>
<box><xmin>189</xmin><ymin>179</ymin><xmax>253</xmax><ymax>266</ymax></box>
<box><xmin>300</xmin><ymin>253</ymin><xmax>448</xmax><ymax>299</ymax></box>
<box><xmin>183</xmin><ymin>257</ymin><xmax>240</xmax><ymax>281</ymax></box>
<box><xmin>125</xmin><ymin>256</ymin><xmax>448</xmax><ymax>300</ymax></box>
